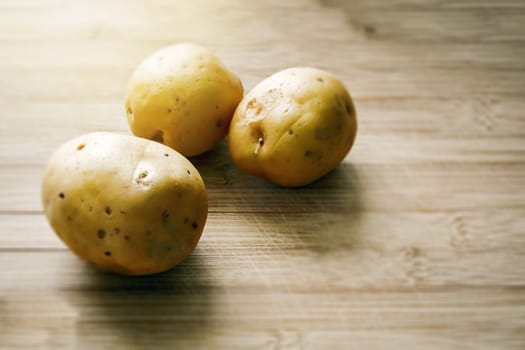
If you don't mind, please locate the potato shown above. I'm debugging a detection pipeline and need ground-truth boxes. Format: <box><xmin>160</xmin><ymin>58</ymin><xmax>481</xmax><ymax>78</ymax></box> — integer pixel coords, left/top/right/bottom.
<box><xmin>41</xmin><ymin>132</ymin><xmax>208</xmax><ymax>276</ymax></box>
<box><xmin>228</xmin><ymin>67</ymin><xmax>357</xmax><ymax>187</ymax></box>
<box><xmin>125</xmin><ymin>43</ymin><xmax>244</xmax><ymax>157</ymax></box>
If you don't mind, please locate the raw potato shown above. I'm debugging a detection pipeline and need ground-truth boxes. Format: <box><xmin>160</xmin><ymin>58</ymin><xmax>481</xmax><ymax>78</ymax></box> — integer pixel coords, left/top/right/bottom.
<box><xmin>229</xmin><ymin>67</ymin><xmax>357</xmax><ymax>187</ymax></box>
<box><xmin>41</xmin><ymin>132</ymin><xmax>208</xmax><ymax>276</ymax></box>
<box><xmin>125</xmin><ymin>43</ymin><xmax>244</xmax><ymax>157</ymax></box>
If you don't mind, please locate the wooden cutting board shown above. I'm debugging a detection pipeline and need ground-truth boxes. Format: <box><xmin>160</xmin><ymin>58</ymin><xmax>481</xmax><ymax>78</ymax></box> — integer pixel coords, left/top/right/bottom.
<box><xmin>1</xmin><ymin>0</ymin><xmax>524</xmax><ymax>348</ymax></box>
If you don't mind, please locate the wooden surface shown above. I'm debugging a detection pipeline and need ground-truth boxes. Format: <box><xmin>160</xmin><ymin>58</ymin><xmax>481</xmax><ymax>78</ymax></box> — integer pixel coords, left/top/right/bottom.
<box><xmin>1</xmin><ymin>0</ymin><xmax>525</xmax><ymax>349</ymax></box>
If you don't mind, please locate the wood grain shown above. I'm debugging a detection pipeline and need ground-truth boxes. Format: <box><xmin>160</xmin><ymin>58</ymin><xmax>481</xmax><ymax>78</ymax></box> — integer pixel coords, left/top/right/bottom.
<box><xmin>1</xmin><ymin>0</ymin><xmax>524</xmax><ymax>349</ymax></box>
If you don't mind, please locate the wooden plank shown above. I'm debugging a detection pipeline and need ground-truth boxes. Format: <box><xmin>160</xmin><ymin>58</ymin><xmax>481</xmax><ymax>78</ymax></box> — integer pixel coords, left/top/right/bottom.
<box><xmin>2</xmin><ymin>210</ymin><xmax>525</xmax><ymax>289</ymax></box>
<box><xmin>2</xmin><ymin>158</ymin><xmax>524</xmax><ymax>213</ymax></box>
<box><xmin>1</xmin><ymin>251</ymin><xmax>524</xmax><ymax>349</ymax></box>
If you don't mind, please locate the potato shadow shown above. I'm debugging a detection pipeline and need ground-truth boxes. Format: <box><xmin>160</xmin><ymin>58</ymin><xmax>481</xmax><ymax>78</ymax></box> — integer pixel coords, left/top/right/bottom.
<box><xmin>193</xmin><ymin>139</ymin><xmax>364</xmax><ymax>253</ymax></box>
<box><xmin>61</xmin><ymin>251</ymin><xmax>216</xmax><ymax>348</ymax></box>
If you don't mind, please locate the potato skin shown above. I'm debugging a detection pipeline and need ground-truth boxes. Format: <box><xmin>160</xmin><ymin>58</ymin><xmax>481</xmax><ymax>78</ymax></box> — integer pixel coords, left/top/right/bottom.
<box><xmin>41</xmin><ymin>132</ymin><xmax>208</xmax><ymax>275</ymax></box>
<box><xmin>125</xmin><ymin>43</ymin><xmax>243</xmax><ymax>157</ymax></box>
<box><xmin>228</xmin><ymin>67</ymin><xmax>357</xmax><ymax>187</ymax></box>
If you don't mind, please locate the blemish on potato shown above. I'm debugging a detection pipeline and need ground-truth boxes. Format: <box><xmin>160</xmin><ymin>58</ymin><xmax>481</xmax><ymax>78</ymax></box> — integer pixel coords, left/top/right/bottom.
<box><xmin>317</xmin><ymin>77</ymin><xmax>324</xmax><ymax>82</ymax></box>
<box><xmin>192</xmin><ymin>222</ymin><xmax>198</xmax><ymax>229</ymax></box>
<box><xmin>120</xmin><ymin>210</ymin><xmax>127</xmax><ymax>215</ymax></box>
<box><xmin>105</xmin><ymin>207</ymin><xmax>112</xmax><ymax>215</ymax></box>
<box><xmin>315</xmin><ymin>128</ymin><xmax>329</xmax><ymax>140</ymax></box>
<box><xmin>184</xmin><ymin>217</ymin><xmax>189</xmax><ymax>224</ymax></box>
<box><xmin>127</xmin><ymin>106</ymin><xmax>133</xmax><ymax>115</ymax></box>
<box><xmin>304</xmin><ymin>150</ymin><xmax>313</xmax><ymax>158</ymax></box>
<box><xmin>145</xmin><ymin>230</ymin><xmax>152</xmax><ymax>236</ymax></box>
<box><xmin>167</xmin><ymin>108</ymin><xmax>172</xmax><ymax>113</ymax></box>
<box><xmin>58</xmin><ymin>192</ymin><xmax>65</xmax><ymax>199</ymax></box>
<box><xmin>164</xmin><ymin>153</ymin><xmax>169</xmax><ymax>157</ymax></box>
<box><xmin>135</xmin><ymin>169</ymin><xmax>152</xmax><ymax>186</ymax></box>
<box><xmin>97</xmin><ymin>229</ymin><xmax>106</xmax><ymax>239</ymax></box>
<box><xmin>247</xmin><ymin>98</ymin><xmax>257</xmax><ymax>109</ymax></box>
<box><xmin>124</xmin><ymin>235</ymin><xmax>130</xmax><ymax>241</ymax></box>
<box><xmin>114</xmin><ymin>227</ymin><xmax>120</xmax><ymax>234</ymax></box>
<box><xmin>161</xmin><ymin>210</ymin><xmax>170</xmax><ymax>223</ymax></box>
<box><xmin>288</xmin><ymin>129</ymin><xmax>294</xmax><ymax>135</ymax></box>
<box><xmin>105</xmin><ymin>251</ymin><xmax>112</xmax><ymax>257</ymax></box>
<box><xmin>187</xmin><ymin>169</ymin><xmax>191</xmax><ymax>175</ymax></box>
<box><xmin>247</xmin><ymin>98</ymin><xmax>263</xmax><ymax>116</ymax></box>
<box><xmin>345</xmin><ymin>102</ymin><xmax>353</xmax><ymax>114</ymax></box>
<box><xmin>151</xmin><ymin>130</ymin><xmax>164</xmax><ymax>143</ymax></box>
<box><xmin>215</xmin><ymin>120</ymin><xmax>222</xmax><ymax>128</ymax></box>
<box><xmin>77</xmin><ymin>144</ymin><xmax>85</xmax><ymax>151</ymax></box>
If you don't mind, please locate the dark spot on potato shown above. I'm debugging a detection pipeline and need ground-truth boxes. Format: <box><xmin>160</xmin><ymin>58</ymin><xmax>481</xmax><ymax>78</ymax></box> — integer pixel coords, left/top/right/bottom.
<box><xmin>145</xmin><ymin>230</ymin><xmax>152</xmax><ymax>236</ymax></box>
<box><xmin>127</xmin><ymin>106</ymin><xmax>133</xmax><ymax>115</ymax></box>
<box><xmin>192</xmin><ymin>222</ymin><xmax>198</xmax><ymax>229</ymax></box>
<box><xmin>97</xmin><ymin>229</ymin><xmax>106</xmax><ymax>239</ymax></box>
<box><xmin>124</xmin><ymin>235</ymin><xmax>130</xmax><ymax>241</ymax></box>
<box><xmin>164</xmin><ymin>153</ymin><xmax>169</xmax><ymax>157</ymax></box>
<box><xmin>215</xmin><ymin>105</ymin><xmax>219</xmax><ymax>110</ymax></box>
<box><xmin>317</xmin><ymin>77</ymin><xmax>324</xmax><ymax>82</ymax></box>
<box><xmin>167</xmin><ymin>108</ymin><xmax>172</xmax><ymax>113</ymax></box>
<box><xmin>176</xmin><ymin>97</ymin><xmax>180</xmax><ymax>103</ymax></box>
<box><xmin>187</xmin><ymin>169</ymin><xmax>191</xmax><ymax>175</ymax></box>
<box><xmin>216</xmin><ymin>120</ymin><xmax>222</xmax><ymax>128</ymax></box>
<box><xmin>114</xmin><ymin>227</ymin><xmax>120</xmax><ymax>234</ymax></box>
<box><xmin>315</xmin><ymin>128</ymin><xmax>329</xmax><ymax>140</ymax></box>
<box><xmin>89</xmin><ymin>206</ymin><xmax>93</xmax><ymax>212</ymax></box>
<box><xmin>258</xmin><ymin>137</ymin><xmax>264</xmax><ymax>146</ymax></box>
<box><xmin>120</xmin><ymin>210</ymin><xmax>127</xmax><ymax>215</ymax></box>
<box><xmin>161</xmin><ymin>210</ymin><xmax>170</xmax><ymax>223</ymax></box>
<box><xmin>58</xmin><ymin>192</ymin><xmax>65</xmax><ymax>199</ymax></box>
<box><xmin>67</xmin><ymin>216</ymin><xmax>72</xmax><ymax>222</ymax></box>
<box><xmin>166</xmin><ymin>247</ymin><xmax>172</xmax><ymax>251</ymax></box>
<box><xmin>184</xmin><ymin>217</ymin><xmax>189</xmax><ymax>224</ymax></box>
<box><xmin>105</xmin><ymin>251</ymin><xmax>112</xmax><ymax>257</ymax></box>
<box><xmin>304</xmin><ymin>150</ymin><xmax>313</xmax><ymax>158</ymax></box>
<box><xmin>288</xmin><ymin>129</ymin><xmax>294</xmax><ymax>135</ymax></box>
<box><xmin>151</xmin><ymin>130</ymin><xmax>164</xmax><ymax>143</ymax></box>
<box><xmin>105</xmin><ymin>207</ymin><xmax>112</xmax><ymax>215</ymax></box>
<box><xmin>138</xmin><ymin>171</ymin><xmax>148</xmax><ymax>179</ymax></box>
<box><xmin>77</xmin><ymin>144</ymin><xmax>85</xmax><ymax>151</ymax></box>
<box><xmin>345</xmin><ymin>102</ymin><xmax>353</xmax><ymax>114</ymax></box>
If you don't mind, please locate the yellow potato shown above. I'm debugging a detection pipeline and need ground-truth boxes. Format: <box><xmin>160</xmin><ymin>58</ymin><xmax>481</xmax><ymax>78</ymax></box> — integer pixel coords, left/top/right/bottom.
<box><xmin>41</xmin><ymin>132</ymin><xmax>208</xmax><ymax>275</ymax></box>
<box><xmin>125</xmin><ymin>43</ymin><xmax>243</xmax><ymax>157</ymax></box>
<box><xmin>229</xmin><ymin>67</ymin><xmax>357</xmax><ymax>187</ymax></box>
